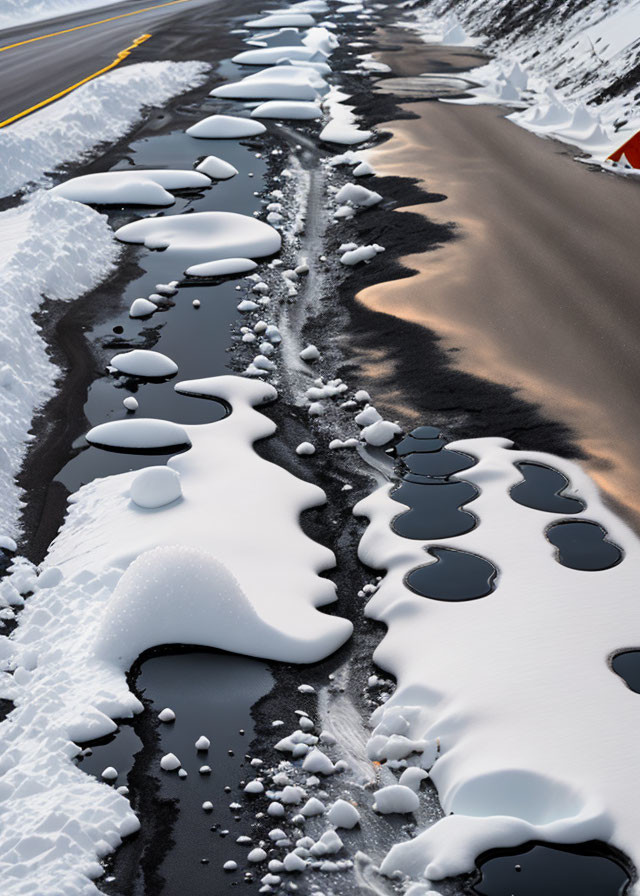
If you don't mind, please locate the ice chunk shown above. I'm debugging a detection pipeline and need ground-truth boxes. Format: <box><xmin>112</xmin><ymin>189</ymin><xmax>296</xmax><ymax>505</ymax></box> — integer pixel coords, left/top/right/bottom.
<box><xmin>296</xmin><ymin>442</ymin><xmax>316</xmax><ymax>456</ymax></box>
<box><xmin>327</xmin><ymin>799</ymin><xmax>360</xmax><ymax>828</ymax></box>
<box><xmin>161</xmin><ymin>753</ymin><xmax>181</xmax><ymax>771</ymax></box>
<box><xmin>129</xmin><ymin>297</ymin><xmax>157</xmax><ymax>318</ymax></box>
<box><xmin>186</xmin><ymin>257</ymin><xmax>258</xmax><ymax>278</ymax></box>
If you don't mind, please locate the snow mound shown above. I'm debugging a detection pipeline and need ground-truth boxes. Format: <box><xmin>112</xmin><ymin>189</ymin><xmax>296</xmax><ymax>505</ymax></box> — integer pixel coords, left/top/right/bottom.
<box><xmin>195</xmin><ymin>155</ymin><xmax>238</xmax><ymax>179</ymax></box>
<box><xmin>320</xmin><ymin>120</ymin><xmax>372</xmax><ymax>145</ymax></box>
<box><xmin>115</xmin><ymin>211</ymin><xmax>281</xmax><ymax>267</ymax></box>
<box><xmin>94</xmin><ymin>544</ymin><xmax>324</xmax><ymax>668</ymax></box>
<box><xmin>51</xmin><ymin>169</ymin><xmax>210</xmax><ymax>206</ymax></box>
<box><xmin>251</xmin><ymin>100</ymin><xmax>322</xmax><ymax>120</ymax></box>
<box><xmin>211</xmin><ymin>66</ymin><xmax>328</xmax><ymax>102</ymax></box>
<box><xmin>186</xmin><ymin>114</ymin><xmax>266</xmax><ymax>139</ymax></box>
<box><xmin>186</xmin><ymin>258</ymin><xmax>258</xmax><ymax>278</ymax></box>
<box><xmin>130</xmin><ymin>467</ymin><xmax>182</xmax><ymax>509</ymax></box>
<box><xmin>232</xmin><ymin>46</ymin><xmax>327</xmax><ymax>66</ymax></box>
<box><xmin>129</xmin><ymin>298</ymin><xmax>157</xmax><ymax>318</ymax></box>
<box><xmin>245</xmin><ymin>13</ymin><xmax>316</xmax><ymax>28</ymax></box>
<box><xmin>86</xmin><ymin>419</ymin><xmax>191</xmax><ymax>451</ymax></box>
<box><xmin>0</xmin><ymin>61</ymin><xmax>209</xmax><ymax>199</ymax></box>
<box><xmin>335</xmin><ymin>183</ymin><xmax>382</xmax><ymax>207</ymax></box>
<box><xmin>0</xmin><ymin>191</ymin><xmax>119</xmax><ymax>541</ymax></box>
<box><xmin>110</xmin><ymin>349</ymin><xmax>178</xmax><ymax>378</ymax></box>
<box><xmin>356</xmin><ymin>437</ymin><xmax>640</xmax><ymax>885</ymax></box>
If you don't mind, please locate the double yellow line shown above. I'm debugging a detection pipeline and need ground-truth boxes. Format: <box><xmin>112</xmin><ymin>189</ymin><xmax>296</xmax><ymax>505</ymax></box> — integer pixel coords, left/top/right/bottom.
<box><xmin>0</xmin><ymin>0</ymin><xmax>197</xmax><ymax>128</ymax></box>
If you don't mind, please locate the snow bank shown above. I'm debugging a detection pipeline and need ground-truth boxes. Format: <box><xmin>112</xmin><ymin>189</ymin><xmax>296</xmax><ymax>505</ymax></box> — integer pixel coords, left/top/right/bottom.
<box><xmin>51</xmin><ymin>169</ymin><xmax>210</xmax><ymax>206</ymax></box>
<box><xmin>115</xmin><ymin>211</ymin><xmax>281</xmax><ymax>267</ymax></box>
<box><xmin>0</xmin><ymin>61</ymin><xmax>209</xmax><ymax>199</ymax></box>
<box><xmin>356</xmin><ymin>438</ymin><xmax>640</xmax><ymax>888</ymax></box>
<box><xmin>0</xmin><ymin>377</ymin><xmax>352</xmax><ymax>895</ymax></box>
<box><xmin>0</xmin><ymin>191</ymin><xmax>119</xmax><ymax>541</ymax></box>
<box><xmin>409</xmin><ymin>0</ymin><xmax>640</xmax><ymax>168</ymax></box>
<box><xmin>211</xmin><ymin>65</ymin><xmax>328</xmax><ymax>102</ymax></box>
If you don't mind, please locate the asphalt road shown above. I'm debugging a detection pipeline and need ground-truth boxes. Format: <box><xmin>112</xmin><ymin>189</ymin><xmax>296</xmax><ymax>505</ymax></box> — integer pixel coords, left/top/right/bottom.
<box><xmin>0</xmin><ymin>0</ymin><xmax>221</xmax><ymax>125</ymax></box>
<box><xmin>363</xmin><ymin>31</ymin><xmax>640</xmax><ymax>529</ymax></box>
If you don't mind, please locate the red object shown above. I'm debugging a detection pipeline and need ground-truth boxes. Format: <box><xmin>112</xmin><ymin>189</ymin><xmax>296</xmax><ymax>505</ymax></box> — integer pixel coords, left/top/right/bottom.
<box><xmin>608</xmin><ymin>131</ymin><xmax>640</xmax><ymax>168</ymax></box>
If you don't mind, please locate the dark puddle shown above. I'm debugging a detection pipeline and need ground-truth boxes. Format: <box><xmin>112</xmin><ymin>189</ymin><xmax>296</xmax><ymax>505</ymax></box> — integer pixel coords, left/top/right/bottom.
<box><xmin>472</xmin><ymin>841</ymin><xmax>630</xmax><ymax>896</ymax></box>
<box><xmin>391</xmin><ymin>478</ymin><xmax>478</xmax><ymax>540</ymax></box>
<box><xmin>395</xmin><ymin>434</ymin><xmax>448</xmax><ymax>455</ymax></box>
<box><xmin>406</xmin><ymin>547</ymin><xmax>496</xmax><ymax>601</ymax></box>
<box><xmin>401</xmin><ymin>449</ymin><xmax>476</xmax><ymax>479</ymax></box>
<box><xmin>510</xmin><ymin>462</ymin><xmax>585</xmax><ymax>514</ymax></box>
<box><xmin>56</xmin><ymin>128</ymin><xmax>268</xmax><ymax>495</ymax></box>
<box><xmin>83</xmin><ymin>649</ymin><xmax>273</xmax><ymax>895</ymax></box>
<box><xmin>546</xmin><ymin>520</ymin><xmax>623</xmax><ymax>571</ymax></box>
<box><xmin>611</xmin><ymin>650</ymin><xmax>640</xmax><ymax>694</ymax></box>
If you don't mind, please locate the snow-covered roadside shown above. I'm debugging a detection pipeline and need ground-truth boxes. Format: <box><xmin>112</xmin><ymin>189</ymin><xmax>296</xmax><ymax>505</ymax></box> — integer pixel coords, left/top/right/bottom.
<box><xmin>0</xmin><ymin>0</ymin><xmax>126</xmax><ymax>31</ymax></box>
<box><xmin>0</xmin><ymin>377</ymin><xmax>351</xmax><ymax>895</ymax></box>
<box><xmin>0</xmin><ymin>60</ymin><xmax>209</xmax><ymax>545</ymax></box>
<box><xmin>356</xmin><ymin>440</ymin><xmax>640</xmax><ymax>891</ymax></box>
<box><xmin>406</xmin><ymin>0</ymin><xmax>640</xmax><ymax>171</ymax></box>
<box><xmin>0</xmin><ymin>194</ymin><xmax>119</xmax><ymax>546</ymax></box>
<box><xmin>0</xmin><ymin>60</ymin><xmax>210</xmax><ymax>199</ymax></box>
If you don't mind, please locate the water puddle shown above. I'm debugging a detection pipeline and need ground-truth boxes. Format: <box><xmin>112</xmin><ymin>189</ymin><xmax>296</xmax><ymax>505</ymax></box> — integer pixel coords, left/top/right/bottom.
<box><xmin>374</xmin><ymin>73</ymin><xmax>479</xmax><ymax>99</ymax></box>
<box><xmin>81</xmin><ymin>649</ymin><xmax>273</xmax><ymax>895</ymax></box>
<box><xmin>611</xmin><ymin>650</ymin><xmax>640</xmax><ymax>694</ymax></box>
<box><xmin>546</xmin><ymin>520</ymin><xmax>623</xmax><ymax>571</ymax></box>
<box><xmin>472</xmin><ymin>841</ymin><xmax>630</xmax><ymax>896</ymax></box>
<box><xmin>510</xmin><ymin>462</ymin><xmax>585</xmax><ymax>514</ymax></box>
<box><xmin>406</xmin><ymin>547</ymin><xmax>496</xmax><ymax>601</ymax></box>
<box><xmin>391</xmin><ymin>478</ymin><xmax>478</xmax><ymax>540</ymax></box>
<box><xmin>55</xmin><ymin>127</ymin><xmax>268</xmax><ymax>495</ymax></box>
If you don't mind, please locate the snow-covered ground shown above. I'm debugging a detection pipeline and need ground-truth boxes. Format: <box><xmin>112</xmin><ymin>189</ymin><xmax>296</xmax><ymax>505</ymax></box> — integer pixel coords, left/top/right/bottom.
<box><xmin>407</xmin><ymin>0</ymin><xmax>640</xmax><ymax>170</ymax></box>
<box><xmin>0</xmin><ymin>0</ymin><xmax>126</xmax><ymax>31</ymax></box>
<box><xmin>0</xmin><ymin>60</ymin><xmax>209</xmax><ymax>199</ymax></box>
<box><xmin>0</xmin><ymin>60</ymin><xmax>209</xmax><ymax>546</ymax></box>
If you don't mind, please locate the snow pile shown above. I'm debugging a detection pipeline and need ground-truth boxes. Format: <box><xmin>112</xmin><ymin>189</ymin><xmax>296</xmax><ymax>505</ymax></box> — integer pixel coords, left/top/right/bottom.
<box><xmin>0</xmin><ymin>191</ymin><xmax>119</xmax><ymax>542</ymax></box>
<box><xmin>0</xmin><ymin>61</ymin><xmax>209</xmax><ymax>199</ymax></box>
<box><xmin>232</xmin><ymin>25</ymin><xmax>338</xmax><ymax>67</ymax></box>
<box><xmin>195</xmin><ymin>155</ymin><xmax>238</xmax><ymax>179</ymax></box>
<box><xmin>356</xmin><ymin>438</ymin><xmax>640</xmax><ymax>888</ymax></box>
<box><xmin>115</xmin><ymin>211</ymin><xmax>281</xmax><ymax>268</ymax></box>
<box><xmin>211</xmin><ymin>65</ymin><xmax>328</xmax><ymax>102</ymax></box>
<box><xmin>409</xmin><ymin>0</ymin><xmax>640</xmax><ymax>166</ymax></box>
<box><xmin>109</xmin><ymin>349</ymin><xmax>178</xmax><ymax>378</ymax></box>
<box><xmin>0</xmin><ymin>377</ymin><xmax>351</xmax><ymax>894</ymax></box>
<box><xmin>321</xmin><ymin>87</ymin><xmax>372</xmax><ymax>145</ymax></box>
<box><xmin>246</xmin><ymin>12</ymin><xmax>317</xmax><ymax>28</ymax></box>
<box><xmin>129</xmin><ymin>466</ymin><xmax>182</xmax><ymax>509</ymax></box>
<box><xmin>86</xmin><ymin>418</ymin><xmax>190</xmax><ymax>451</ymax></box>
<box><xmin>251</xmin><ymin>100</ymin><xmax>322</xmax><ymax>120</ymax></box>
<box><xmin>187</xmin><ymin>114</ymin><xmax>266</xmax><ymax>139</ymax></box>
<box><xmin>51</xmin><ymin>169</ymin><xmax>211</xmax><ymax>206</ymax></box>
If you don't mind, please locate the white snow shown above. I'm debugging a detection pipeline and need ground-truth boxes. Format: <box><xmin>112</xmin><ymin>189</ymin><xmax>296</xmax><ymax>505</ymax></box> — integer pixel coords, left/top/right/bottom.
<box><xmin>116</xmin><ymin>211</ymin><xmax>281</xmax><ymax>268</ymax></box>
<box><xmin>340</xmin><ymin>244</ymin><xmax>385</xmax><ymax>265</ymax></box>
<box><xmin>211</xmin><ymin>65</ymin><xmax>328</xmax><ymax>102</ymax></box>
<box><xmin>110</xmin><ymin>349</ymin><xmax>178</xmax><ymax>378</ymax></box>
<box><xmin>356</xmin><ymin>437</ymin><xmax>640</xmax><ymax>888</ymax></box>
<box><xmin>186</xmin><ymin>257</ymin><xmax>258</xmax><ymax>278</ymax></box>
<box><xmin>130</xmin><ymin>467</ymin><xmax>182</xmax><ymax>510</ymax></box>
<box><xmin>195</xmin><ymin>155</ymin><xmax>238</xmax><ymax>179</ymax></box>
<box><xmin>0</xmin><ymin>62</ymin><xmax>209</xmax><ymax>199</ymax></box>
<box><xmin>160</xmin><ymin>753</ymin><xmax>181</xmax><ymax>772</ymax></box>
<box><xmin>335</xmin><ymin>183</ymin><xmax>382</xmax><ymax>207</ymax></box>
<box><xmin>321</xmin><ymin>119</ymin><xmax>372</xmax><ymax>145</ymax></box>
<box><xmin>0</xmin><ymin>378</ymin><xmax>351</xmax><ymax>895</ymax></box>
<box><xmin>86</xmin><ymin>418</ymin><xmax>191</xmax><ymax>451</ymax></box>
<box><xmin>373</xmin><ymin>784</ymin><xmax>420</xmax><ymax>815</ymax></box>
<box><xmin>246</xmin><ymin>13</ymin><xmax>316</xmax><ymax>28</ymax></box>
<box><xmin>186</xmin><ymin>114</ymin><xmax>267</xmax><ymax>139</ymax></box>
<box><xmin>300</xmin><ymin>345</ymin><xmax>320</xmax><ymax>362</ymax></box>
<box><xmin>327</xmin><ymin>799</ymin><xmax>361</xmax><ymax>828</ymax></box>
<box><xmin>251</xmin><ymin>100</ymin><xmax>322</xmax><ymax>120</ymax></box>
<box><xmin>51</xmin><ymin>169</ymin><xmax>210</xmax><ymax>206</ymax></box>
<box><xmin>158</xmin><ymin>708</ymin><xmax>175</xmax><ymax>722</ymax></box>
<box><xmin>129</xmin><ymin>298</ymin><xmax>157</xmax><ymax>318</ymax></box>
<box><xmin>410</xmin><ymin>0</ymin><xmax>640</xmax><ymax>169</ymax></box>
<box><xmin>296</xmin><ymin>442</ymin><xmax>316</xmax><ymax>456</ymax></box>
<box><xmin>0</xmin><ymin>192</ymin><xmax>119</xmax><ymax>542</ymax></box>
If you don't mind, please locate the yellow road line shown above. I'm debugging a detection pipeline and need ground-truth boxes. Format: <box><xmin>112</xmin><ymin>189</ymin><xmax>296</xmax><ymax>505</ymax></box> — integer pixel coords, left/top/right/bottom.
<box><xmin>0</xmin><ymin>0</ymin><xmax>192</xmax><ymax>53</ymax></box>
<box><xmin>0</xmin><ymin>33</ymin><xmax>151</xmax><ymax>128</ymax></box>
